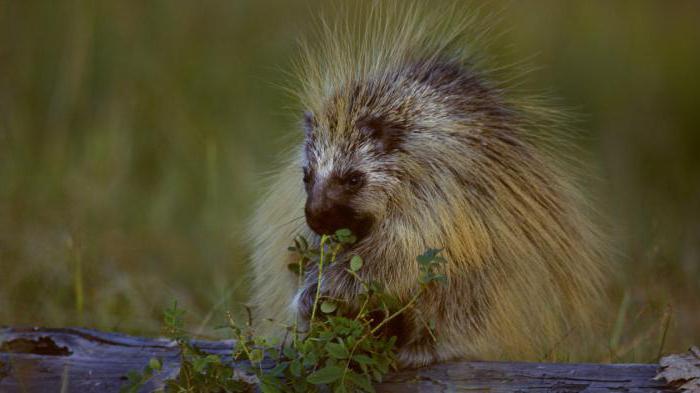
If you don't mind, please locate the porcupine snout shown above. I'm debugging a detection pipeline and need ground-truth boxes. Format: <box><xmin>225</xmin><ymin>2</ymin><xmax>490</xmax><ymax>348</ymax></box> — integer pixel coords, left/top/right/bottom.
<box><xmin>304</xmin><ymin>172</ymin><xmax>372</xmax><ymax>239</ymax></box>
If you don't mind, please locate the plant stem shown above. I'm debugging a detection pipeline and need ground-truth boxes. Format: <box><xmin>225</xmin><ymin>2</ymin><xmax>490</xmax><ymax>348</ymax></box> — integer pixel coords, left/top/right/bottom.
<box><xmin>293</xmin><ymin>253</ymin><xmax>304</xmax><ymax>346</ymax></box>
<box><xmin>345</xmin><ymin>269</ymin><xmax>371</xmax><ymax>322</ymax></box>
<box><xmin>355</xmin><ymin>295</ymin><xmax>370</xmax><ymax>322</ymax></box>
<box><xmin>309</xmin><ymin>235</ymin><xmax>329</xmax><ymax>324</ymax></box>
<box><xmin>370</xmin><ymin>290</ymin><xmax>421</xmax><ymax>335</ymax></box>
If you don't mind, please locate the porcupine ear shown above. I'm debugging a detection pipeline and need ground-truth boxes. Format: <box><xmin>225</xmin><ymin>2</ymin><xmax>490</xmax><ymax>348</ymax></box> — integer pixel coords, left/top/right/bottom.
<box><xmin>356</xmin><ymin>115</ymin><xmax>405</xmax><ymax>153</ymax></box>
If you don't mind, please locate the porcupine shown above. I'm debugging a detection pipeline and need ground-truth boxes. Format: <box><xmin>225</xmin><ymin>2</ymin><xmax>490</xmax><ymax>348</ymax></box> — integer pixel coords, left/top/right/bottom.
<box><xmin>248</xmin><ymin>2</ymin><xmax>607</xmax><ymax>367</ymax></box>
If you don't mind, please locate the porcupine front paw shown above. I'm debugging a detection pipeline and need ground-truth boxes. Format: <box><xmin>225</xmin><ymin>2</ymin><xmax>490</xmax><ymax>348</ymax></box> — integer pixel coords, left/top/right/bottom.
<box><xmin>397</xmin><ymin>342</ymin><xmax>440</xmax><ymax>368</ymax></box>
<box><xmin>292</xmin><ymin>282</ymin><xmax>319</xmax><ymax>328</ymax></box>
<box><xmin>293</xmin><ymin>285</ymin><xmax>316</xmax><ymax>321</ymax></box>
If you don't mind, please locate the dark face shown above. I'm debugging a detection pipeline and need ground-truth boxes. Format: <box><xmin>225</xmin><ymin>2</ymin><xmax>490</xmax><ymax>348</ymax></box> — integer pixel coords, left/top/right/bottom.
<box><xmin>302</xmin><ymin>166</ymin><xmax>374</xmax><ymax>239</ymax></box>
<box><xmin>301</xmin><ymin>111</ymin><xmax>405</xmax><ymax>240</ymax></box>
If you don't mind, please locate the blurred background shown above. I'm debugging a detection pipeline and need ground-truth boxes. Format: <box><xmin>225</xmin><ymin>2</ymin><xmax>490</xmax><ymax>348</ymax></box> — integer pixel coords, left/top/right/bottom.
<box><xmin>1</xmin><ymin>1</ymin><xmax>698</xmax><ymax>362</ymax></box>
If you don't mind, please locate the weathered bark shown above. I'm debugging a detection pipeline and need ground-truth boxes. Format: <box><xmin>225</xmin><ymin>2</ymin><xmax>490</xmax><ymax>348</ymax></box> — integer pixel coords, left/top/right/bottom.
<box><xmin>0</xmin><ymin>327</ymin><xmax>676</xmax><ymax>392</ymax></box>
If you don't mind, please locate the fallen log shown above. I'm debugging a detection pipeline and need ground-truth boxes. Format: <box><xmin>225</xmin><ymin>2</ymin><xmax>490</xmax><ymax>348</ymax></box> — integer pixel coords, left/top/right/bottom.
<box><xmin>0</xmin><ymin>327</ymin><xmax>680</xmax><ymax>392</ymax></box>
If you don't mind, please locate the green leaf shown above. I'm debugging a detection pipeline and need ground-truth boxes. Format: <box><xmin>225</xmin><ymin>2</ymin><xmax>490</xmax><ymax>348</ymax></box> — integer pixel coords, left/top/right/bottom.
<box><xmin>191</xmin><ymin>354</ymin><xmax>219</xmax><ymax>373</ymax></box>
<box><xmin>350</xmin><ymin>255</ymin><xmax>363</xmax><ymax>271</ymax></box>
<box><xmin>260</xmin><ymin>374</ymin><xmax>283</xmax><ymax>393</ymax></box>
<box><xmin>321</xmin><ymin>300</ymin><xmax>338</xmax><ymax>314</ymax></box>
<box><xmin>249</xmin><ymin>348</ymin><xmax>264</xmax><ymax>363</ymax></box>
<box><xmin>260</xmin><ymin>383</ymin><xmax>282</xmax><ymax>393</ymax></box>
<box><xmin>307</xmin><ymin>366</ymin><xmax>344</xmax><ymax>385</ymax></box>
<box><xmin>345</xmin><ymin>371</ymin><xmax>376</xmax><ymax>392</ymax></box>
<box><xmin>303</xmin><ymin>351</ymin><xmax>318</xmax><ymax>367</ymax></box>
<box><xmin>162</xmin><ymin>300</ymin><xmax>186</xmax><ymax>340</ymax></box>
<box><xmin>335</xmin><ymin>228</ymin><xmax>357</xmax><ymax>244</ymax></box>
<box><xmin>334</xmin><ymin>384</ymin><xmax>349</xmax><ymax>393</ymax></box>
<box><xmin>335</xmin><ymin>228</ymin><xmax>351</xmax><ymax>237</ymax></box>
<box><xmin>294</xmin><ymin>235</ymin><xmax>309</xmax><ymax>251</ymax></box>
<box><xmin>416</xmin><ymin>248</ymin><xmax>443</xmax><ymax>265</ymax></box>
<box><xmin>269</xmin><ymin>362</ymin><xmax>288</xmax><ymax>377</ymax></box>
<box><xmin>326</xmin><ymin>342</ymin><xmax>349</xmax><ymax>359</ymax></box>
<box><xmin>352</xmin><ymin>354</ymin><xmax>374</xmax><ymax>365</ymax></box>
<box><xmin>148</xmin><ymin>357</ymin><xmax>162</xmax><ymax>371</ymax></box>
<box><xmin>267</xmin><ymin>348</ymin><xmax>280</xmax><ymax>359</ymax></box>
<box><xmin>433</xmin><ymin>256</ymin><xmax>447</xmax><ymax>264</ymax></box>
<box><xmin>375</xmin><ymin>357</ymin><xmax>389</xmax><ymax>374</ymax></box>
<box><xmin>192</xmin><ymin>357</ymin><xmax>207</xmax><ymax>373</ymax></box>
<box><xmin>433</xmin><ymin>274</ymin><xmax>447</xmax><ymax>282</ymax></box>
<box><xmin>368</xmin><ymin>281</ymin><xmax>384</xmax><ymax>293</ymax></box>
<box><xmin>126</xmin><ymin>370</ymin><xmax>139</xmax><ymax>382</ymax></box>
<box><xmin>319</xmin><ymin>330</ymin><xmax>334</xmax><ymax>341</ymax></box>
<box><xmin>283</xmin><ymin>345</ymin><xmax>297</xmax><ymax>359</ymax></box>
<box><xmin>290</xmin><ymin>358</ymin><xmax>302</xmax><ymax>377</ymax></box>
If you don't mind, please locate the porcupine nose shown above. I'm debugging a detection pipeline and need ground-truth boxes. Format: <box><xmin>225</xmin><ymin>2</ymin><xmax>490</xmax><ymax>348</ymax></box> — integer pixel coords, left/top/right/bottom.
<box><xmin>304</xmin><ymin>182</ymin><xmax>356</xmax><ymax>236</ymax></box>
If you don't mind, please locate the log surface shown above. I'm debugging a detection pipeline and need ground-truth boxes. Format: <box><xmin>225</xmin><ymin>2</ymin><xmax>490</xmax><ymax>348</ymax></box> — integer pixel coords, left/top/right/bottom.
<box><xmin>0</xmin><ymin>327</ymin><xmax>675</xmax><ymax>392</ymax></box>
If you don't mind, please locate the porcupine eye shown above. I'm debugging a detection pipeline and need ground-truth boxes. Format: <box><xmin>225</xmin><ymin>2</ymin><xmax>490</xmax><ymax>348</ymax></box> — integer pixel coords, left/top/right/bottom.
<box><xmin>356</xmin><ymin>116</ymin><xmax>404</xmax><ymax>153</ymax></box>
<box><xmin>342</xmin><ymin>170</ymin><xmax>365</xmax><ymax>190</ymax></box>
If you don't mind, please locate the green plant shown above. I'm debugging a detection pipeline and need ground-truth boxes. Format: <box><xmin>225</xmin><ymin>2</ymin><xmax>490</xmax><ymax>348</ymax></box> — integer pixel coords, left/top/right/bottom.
<box><xmin>121</xmin><ymin>300</ymin><xmax>251</xmax><ymax>393</ymax></box>
<box><xmin>122</xmin><ymin>230</ymin><xmax>446</xmax><ymax>392</ymax></box>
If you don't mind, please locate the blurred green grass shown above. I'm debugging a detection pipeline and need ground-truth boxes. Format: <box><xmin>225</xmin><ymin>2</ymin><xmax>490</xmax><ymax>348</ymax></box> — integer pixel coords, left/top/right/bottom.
<box><xmin>0</xmin><ymin>0</ymin><xmax>698</xmax><ymax>361</ymax></box>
